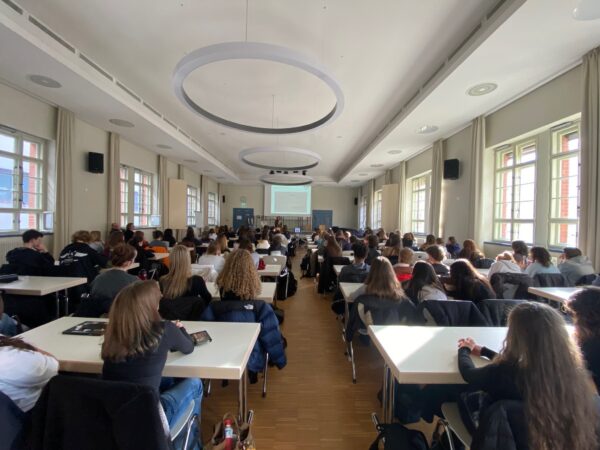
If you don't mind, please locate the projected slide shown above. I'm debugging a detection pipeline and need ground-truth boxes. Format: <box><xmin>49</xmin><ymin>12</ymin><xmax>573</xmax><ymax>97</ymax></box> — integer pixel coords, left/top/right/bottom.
<box><xmin>270</xmin><ymin>185</ymin><xmax>311</xmax><ymax>215</ymax></box>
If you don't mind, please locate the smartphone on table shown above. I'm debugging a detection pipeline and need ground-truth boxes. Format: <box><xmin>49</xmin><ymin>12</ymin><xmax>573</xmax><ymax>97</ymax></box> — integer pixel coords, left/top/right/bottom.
<box><xmin>190</xmin><ymin>330</ymin><xmax>212</xmax><ymax>346</ymax></box>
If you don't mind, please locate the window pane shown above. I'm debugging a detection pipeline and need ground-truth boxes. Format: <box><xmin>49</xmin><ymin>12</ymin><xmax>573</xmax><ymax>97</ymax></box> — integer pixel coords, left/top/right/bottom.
<box><xmin>519</xmin><ymin>144</ymin><xmax>536</xmax><ymax>163</ymax></box>
<box><xmin>497</xmin><ymin>150</ymin><xmax>514</xmax><ymax>168</ymax></box>
<box><xmin>550</xmin><ymin>222</ymin><xmax>578</xmax><ymax>247</ymax></box>
<box><xmin>0</xmin><ymin>134</ymin><xmax>16</xmax><ymax>153</ymax></box>
<box><xmin>19</xmin><ymin>212</ymin><xmax>37</xmax><ymax>230</ymax></box>
<box><xmin>494</xmin><ymin>222</ymin><xmax>512</xmax><ymax>241</ymax></box>
<box><xmin>555</xmin><ymin>130</ymin><xmax>580</xmax><ymax>154</ymax></box>
<box><xmin>22</xmin><ymin>141</ymin><xmax>41</xmax><ymax>159</ymax></box>
<box><xmin>0</xmin><ymin>212</ymin><xmax>14</xmax><ymax>231</ymax></box>
<box><xmin>514</xmin><ymin>223</ymin><xmax>534</xmax><ymax>243</ymax></box>
<box><xmin>0</xmin><ymin>156</ymin><xmax>16</xmax><ymax>208</ymax></box>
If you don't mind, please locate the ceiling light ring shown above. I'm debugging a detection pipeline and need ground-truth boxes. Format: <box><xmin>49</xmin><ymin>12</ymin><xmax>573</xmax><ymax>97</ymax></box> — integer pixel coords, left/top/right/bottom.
<box><xmin>173</xmin><ymin>42</ymin><xmax>345</xmax><ymax>134</ymax></box>
<box><xmin>239</xmin><ymin>146</ymin><xmax>321</xmax><ymax>170</ymax></box>
<box><xmin>259</xmin><ymin>174</ymin><xmax>313</xmax><ymax>186</ymax></box>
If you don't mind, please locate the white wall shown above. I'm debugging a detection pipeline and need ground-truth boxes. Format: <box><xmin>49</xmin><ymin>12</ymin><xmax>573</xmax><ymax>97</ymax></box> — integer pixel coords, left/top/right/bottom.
<box><xmin>312</xmin><ymin>186</ymin><xmax>358</xmax><ymax>228</ymax></box>
<box><xmin>0</xmin><ymin>83</ymin><xmax>56</xmax><ymax>141</ymax></box>
<box><xmin>405</xmin><ymin>148</ymin><xmax>433</xmax><ymax>179</ymax></box>
<box><xmin>220</xmin><ymin>185</ymin><xmax>264</xmax><ymax>225</ymax></box>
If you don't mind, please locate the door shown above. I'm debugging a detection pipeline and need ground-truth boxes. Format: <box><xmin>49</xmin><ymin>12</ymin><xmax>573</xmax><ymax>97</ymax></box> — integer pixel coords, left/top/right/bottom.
<box><xmin>233</xmin><ymin>208</ymin><xmax>254</xmax><ymax>230</ymax></box>
<box><xmin>312</xmin><ymin>209</ymin><xmax>333</xmax><ymax>229</ymax></box>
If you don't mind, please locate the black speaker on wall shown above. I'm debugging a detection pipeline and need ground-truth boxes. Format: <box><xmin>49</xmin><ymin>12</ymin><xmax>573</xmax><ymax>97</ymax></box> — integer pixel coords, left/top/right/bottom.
<box><xmin>354</xmin><ymin>197</ymin><xmax>358</xmax><ymax>205</ymax></box>
<box><xmin>443</xmin><ymin>159</ymin><xmax>459</xmax><ymax>180</ymax></box>
<box><xmin>222</xmin><ymin>195</ymin><xmax>226</xmax><ymax>203</ymax></box>
<box><xmin>88</xmin><ymin>152</ymin><xmax>104</xmax><ymax>174</ymax></box>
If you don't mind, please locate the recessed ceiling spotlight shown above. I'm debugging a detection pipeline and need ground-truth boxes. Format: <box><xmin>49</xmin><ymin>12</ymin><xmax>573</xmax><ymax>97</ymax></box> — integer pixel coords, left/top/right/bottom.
<box><xmin>28</xmin><ymin>74</ymin><xmax>61</xmax><ymax>88</ymax></box>
<box><xmin>350</xmin><ymin>180</ymin><xmax>360</xmax><ymax>182</ymax></box>
<box><xmin>183</xmin><ymin>159</ymin><xmax>198</xmax><ymax>163</ymax></box>
<box><xmin>416</xmin><ymin>125</ymin><xmax>438</xmax><ymax>134</ymax></box>
<box><xmin>370</xmin><ymin>164</ymin><xmax>384</xmax><ymax>168</ymax></box>
<box><xmin>358</xmin><ymin>173</ymin><xmax>368</xmax><ymax>176</ymax></box>
<box><xmin>336</xmin><ymin>135</ymin><xmax>343</xmax><ymax>139</ymax></box>
<box><xmin>204</xmin><ymin>170</ymin><xmax>212</xmax><ymax>173</ymax></box>
<box><xmin>157</xmin><ymin>144</ymin><xmax>172</xmax><ymax>149</ymax></box>
<box><xmin>387</xmin><ymin>149</ymin><xmax>402</xmax><ymax>155</ymax></box>
<box><xmin>219</xmin><ymin>132</ymin><xmax>226</xmax><ymax>136</ymax></box>
<box><xmin>109</xmin><ymin>119</ymin><xmax>134</xmax><ymax>128</ymax></box>
<box><xmin>467</xmin><ymin>82</ymin><xmax>498</xmax><ymax>96</ymax></box>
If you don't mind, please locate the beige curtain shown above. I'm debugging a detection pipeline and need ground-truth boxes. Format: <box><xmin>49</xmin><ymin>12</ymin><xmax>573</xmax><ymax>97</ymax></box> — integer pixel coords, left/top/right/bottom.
<box><xmin>366</xmin><ymin>179</ymin><xmax>375</xmax><ymax>228</ymax></box>
<box><xmin>177</xmin><ymin>164</ymin><xmax>184</xmax><ymax>180</ymax></box>
<box><xmin>107</xmin><ymin>133</ymin><xmax>120</xmax><ymax>227</ymax></box>
<box><xmin>53</xmin><ymin>108</ymin><xmax>74</xmax><ymax>255</ymax></box>
<box><xmin>430</xmin><ymin>140</ymin><xmax>444</xmax><ymax>237</ymax></box>
<box><xmin>397</xmin><ymin>161</ymin><xmax>406</xmax><ymax>232</ymax></box>
<box><xmin>468</xmin><ymin>116</ymin><xmax>485</xmax><ymax>246</ymax></box>
<box><xmin>159</xmin><ymin>155</ymin><xmax>169</xmax><ymax>229</ymax></box>
<box><xmin>580</xmin><ymin>47</ymin><xmax>600</xmax><ymax>268</ymax></box>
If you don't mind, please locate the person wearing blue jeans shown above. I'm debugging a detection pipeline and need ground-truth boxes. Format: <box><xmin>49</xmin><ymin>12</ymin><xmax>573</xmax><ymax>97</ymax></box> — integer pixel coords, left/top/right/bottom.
<box><xmin>160</xmin><ymin>377</ymin><xmax>203</xmax><ymax>449</ymax></box>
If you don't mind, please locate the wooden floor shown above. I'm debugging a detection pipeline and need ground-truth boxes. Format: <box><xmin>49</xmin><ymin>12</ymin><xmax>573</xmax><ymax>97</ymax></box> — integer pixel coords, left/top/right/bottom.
<box><xmin>200</xmin><ymin>253</ymin><xmax>431</xmax><ymax>449</ymax></box>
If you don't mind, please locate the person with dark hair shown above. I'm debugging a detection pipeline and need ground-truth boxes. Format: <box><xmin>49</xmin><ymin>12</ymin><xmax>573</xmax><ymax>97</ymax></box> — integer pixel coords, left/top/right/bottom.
<box><xmin>163</xmin><ymin>228</ymin><xmax>177</xmax><ymax>247</ymax></box>
<box><xmin>123</xmin><ymin>222</ymin><xmax>135</xmax><ymax>242</ymax></box>
<box><xmin>0</xmin><ymin>335</ymin><xmax>58</xmax><ymax>413</ymax></box>
<box><xmin>365</xmin><ymin>235</ymin><xmax>380</xmax><ymax>265</ymax></box>
<box><xmin>404</xmin><ymin>261</ymin><xmax>447</xmax><ymax>303</ymax></box>
<box><xmin>445</xmin><ymin>236</ymin><xmax>461</xmax><ymax>259</ymax></box>
<box><xmin>457</xmin><ymin>239</ymin><xmax>485</xmax><ymax>265</ymax></box>
<box><xmin>525</xmin><ymin>247</ymin><xmax>560</xmax><ymax>277</ymax></box>
<box><xmin>447</xmin><ymin>259</ymin><xmax>496</xmax><ymax>301</ymax></box>
<box><xmin>419</xmin><ymin>234</ymin><xmax>436</xmax><ymax>251</ymax></box>
<box><xmin>181</xmin><ymin>227</ymin><xmax>201</xmax><ymax>247</ymax></box>
<box><xmin>59</xmin><ymin>230</ymin><xmax>109</xmax><ymax>280</ymax></box>
<box><xmin>6</xmin><ymin>229</ymin><xmax>55</xmax><ymax>275</ymax></box>
<box><xmin>458</xmin><ymin>303</ymin><xmax>598</xmax><ymax>450</ymax></box>
<box><xmin>567</xmin><ymin>288</ymin><xmax>600</xmax><ymax>390</ymax></box>
<box><xmin>425</xmin><ymin>245</ymin><xmax>449</xmax><ymax>276</ymax></box>
<box><xmin>89</xmin><ymin>244</ymin><xmax>138</xmax><ymax>302</ymax></box>
<box><xmin>402</xmin><ymin>233</ymin><xmax>416</xmax><ymax>250</ymax></box>
<box><xmin>558</xmin><ymin>247</ymin><xmax>596</xmax><ymax>286</ymax></box>
<box><xmin>338</xmin><ymin>242</ymin><xmax>370</xmax><ymax>282</ymax></box>
<box><xmin>148</xmin><ymin>230</ymin><xmax>168</xmax><ymax>249</ymax></box>
<box><xmin>238</xmin><ymin>238</ymin><xmax>260</xmax><ymax>268</ymax></box>
<box><xmin>511</xmin><ymin>240</ymin><xmax>529</xmax><ymax>269</ymax></box>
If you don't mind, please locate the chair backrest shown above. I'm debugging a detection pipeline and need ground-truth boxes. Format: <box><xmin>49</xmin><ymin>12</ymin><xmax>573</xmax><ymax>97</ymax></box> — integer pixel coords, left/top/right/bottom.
<box><xmin>31</xmin><ymin>375</ymin><xmax>170</xmax><ymax>450</ymax></box>
<box><xmin>471</xmin><ymin>400</ymin><xmax>527</xmax><ymax>450</ymax></box>
<box><xmin>418</xmin><ymin>300</ymin><xmax>488</xmax><ymax>326</ymax></box>
<box><xmin>256</xmin><ymin>248</ymin><xmax>269</xmax><ymax>255</ymax></box>
<box><xmin>576</xmin><ymin>273</ymin><xmax>598</xmax><ymax>286</ymax></box>
<box><xmin>475</xmin><ymin>299</ymin><xmax>527</xmax><ymax>327</ymax></box>
<box><xmin>533</xmin><ymin>273</ymin><xmax>568</xmax><ymax>288</ymax></box>
<box><xmin>355</xmin><ymin>295</ymin><xmax>419</xmax><ymax>327</ymax></box>
<box><xmin>0</xmin><ymin>389</ymin><xmax>26</xmax><ymax>450</ymax></box>
<box><xmin>490</xmin><ymin>273</ymin><xmax>534</xmax><ymax>300</ymax></box>
<box><xmin>473</xmin><ymin>258</ymin><xmax>495</xmax><ymax>269</ymax></box>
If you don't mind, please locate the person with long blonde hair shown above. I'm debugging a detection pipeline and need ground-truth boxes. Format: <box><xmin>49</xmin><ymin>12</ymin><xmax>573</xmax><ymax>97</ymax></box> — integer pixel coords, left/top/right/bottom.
<box><xmin>458</xmin><ymin>302</ymin><xmax>598</xmax><ymax>449</ymax></box>
<box><xmin>101</xmin><ymin>281</ymin><xmax>202</xmax><ymax>431</ymax></box>
<box><xmin>349</xmin><ymin>257</ymin><xmax>407</xmax><ymax>302</ymax></box>
<box><xmin>216</xmin><ymin>249</ymin><xmax>262</xmax><ymax>301</ymax></box>
<box><xmin>159</xmin><ymin>245</ymin><xmax>212</xmax><ymax>302</ymax></box>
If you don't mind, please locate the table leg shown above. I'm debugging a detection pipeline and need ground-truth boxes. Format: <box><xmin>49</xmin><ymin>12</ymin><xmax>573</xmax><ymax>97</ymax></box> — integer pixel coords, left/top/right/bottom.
<box><xmin>63</xmin><ymin>289</ymin><xmax>70</xmax><ymax>316</ymax></box>
<box><xmin>238</xmin><ymin>369</ymin><xmax>248</xmax><ymax>423</ymax></box>
<box><xmin>55</xmin><ymin>292</ymin><xmax>60</xmax><ymax>318</ymax></box>
<box><xmin>382</xmin><ymin>364</ymin><xmax>394</xmax><ymax>423</ymax></box>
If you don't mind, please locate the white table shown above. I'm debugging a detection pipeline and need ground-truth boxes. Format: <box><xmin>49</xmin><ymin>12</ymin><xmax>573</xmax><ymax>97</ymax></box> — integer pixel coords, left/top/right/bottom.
<box><xmin>258</xmin><ymin>264</ymin><xmax>281</xmax><ymax>278</ymax></box>
<box><xmin>307</xmin><ymin>244</ymin><xmax>317</xmax><ymax>250</ymax></box>
<box><xmin>20</xmin><ymin>317</ymin><xmax>260</xmax><ymax>421</ymax></box>
<box><xmin>205</xmin><ymin>282</ymin><xmax>277</xmax><ymax>304</ymax></box>
<box><xmin>334</xmin><ymin>265</ymin><xmax>344</xmax><ymax>276</ymax></box>
<box><xmin>0</xmin><ymin>276</ymin><xmax>88</xmax><ymax>317</ymax></box>
<box><xmin>477</xmin><ymin>268</ymin><xmax>490</xmax><ymax>277</ymax></box>
<box><xmin>339</xmin><ymin>282</ymin><xmax>363</xmax><ymax>303</ymax></box>
<box><xmin>149</xmin><ymin>252</ymin><xmax>169</xmax><ymax>261</ymax></box>
<box><xmin>528</xmin><ymin>287</ymin><xmax>580</xmax><ymax>303</ymax></box>
<box><xmin>368</xmin><ymin>325</ymin><xmax>507</xmax><ymax>421</ymax></box>
<box><xmin>99</xmin><ymin>262</ymin><xmax>139</xmax><ymax>272</ymax></box>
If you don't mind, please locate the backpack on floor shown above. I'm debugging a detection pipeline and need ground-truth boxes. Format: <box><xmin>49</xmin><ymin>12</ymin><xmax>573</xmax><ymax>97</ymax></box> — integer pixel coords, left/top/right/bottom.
<box><xmin>286</xmin><ymin>271</ymin><xmax>297</xmax><ymax>297</ymax></box>
<box><xmin>370</xmin><ymin>422</ymin><xmax>429</xmax><ymax>450</ymax></box>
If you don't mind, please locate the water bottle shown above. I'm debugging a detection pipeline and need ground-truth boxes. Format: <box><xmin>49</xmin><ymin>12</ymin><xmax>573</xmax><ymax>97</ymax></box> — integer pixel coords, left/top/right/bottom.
<box><xmin>223</xmin><ymin>418</ymin><xmax>234</xmax><ymax>450</ymax></box>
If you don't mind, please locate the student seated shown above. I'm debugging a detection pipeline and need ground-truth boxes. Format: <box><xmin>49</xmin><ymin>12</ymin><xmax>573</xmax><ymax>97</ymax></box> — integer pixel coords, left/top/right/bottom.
<box><xmin>458</xmin><ymin>302</ymin><xmax>598</xmax><ymax>450</ymax></box>
<box><xmin>0</xmin><ymin>298</ymin><xmax>20</xmax><ymax>336</ymax></box>
<box><xmin>163</xmin><ymin>228</ymin><xmax>177</xmax><ymax>247</ymax></box>
<box><xmin>196</xmin><ymin>241</ymin><xmax>225</xmax><ymax>273</ymax></box>
<box><xmin>268</xmin><ymin>235</ymin><xmax>288</xmax><ymax>256</ymax></box>
<box><xmin>104</xmin><ymin>230</ymin><xmax>125</xmax><ymax>258</ymax></box>
<box><xmin>376</xmin><ymin>228</ymin><xmax>388</xmax><ymax>243</ymax></box>
<box><xmin>160</xmin><ymin>245</ymin><xmax>212</xmax><ymax>303</ymax></box>
<box><xmin>419</xmin><ymin>234</ymin><xmax>436</xmax><ymax>251</ymax></box>
<box><xmin>59</xmin><ymin>230</ymin><xmax>109</xmax><ymax>281</ymax></box>
<box><xmin>446</xmin><ymin>259</ymin><xmax>496</xmax><ymax>301</ymax></box>
<box><xmin>0</xmin><ymin>335</ymin><xmax>58</xmax><ymax>413</ymax></box>
<box><xmin>404</xmin><ymin>261</ymin><xmax>447</xmax><ymax>304</ymax></box>
<box><xmin>524</xmin><ymin>247</ymin><xmax>560</xmax><ymax>277</ymax></box>
<box><xmin>208</xmin><ymin>228</ymin><xmax>217</xmax><ymax>241</ymax></box>
<box><xmin>217</xmin><ymin>234</ymin><xmax>230</xmax><ymax>256</ymax></box>
<box><xmin>238</xmin><ymin>238</ymin><xmax>260</xmax><ymax>268</ymax></box>
<box><xmin>511</xmin><ymin>240</ymin><xmax>529</xmax><ymax>269</ymax></box>
<box><xmin>487</xmin><ymin>251</ymin><xmax>522</xmax><ymax>279</ymax></box>
<box><xmin>425</xmin><ymin>245</ymin><xmax>449</xmax><ymax>276</ymax></box>
<box><xmin>256</xmin><ymin>230</ymin><xmax>270</xmax><ymax>250</ymax></box>
<box><xmin>338</xmin><ymin>242</ymin><xmax>370</xmax><ymax>282</ymax></box>
<box><xmin>101</xmin><ymin>281</ymin><xmax>202</xmax><ymax>431</ymax></box>
<box><xmin>88</xmin><ymin>231</ymin><xmax>104</xmax><ymax>254</ymax></box>
<box><xmin>558</xmin><ymin>247</ymin><xmax>596</xmax><ymax>286</ymax></box>
<box><xmin>6</xmin><ymin>229</ymin><xmax>55</xmax><ymax>276</ymax></box>
<box><xmin>457</xmin><ymin>239</ymin><xmax>485</xmax><ymax>265</ymax></box>
<box><xmin>365</xmin><ymin>235</ymin><xmax>380</xmax><ymax>265</ymax></box>
<box><xmin>108</xmin><ymin>222</ymin><xmax>121</xmax><ymax>234</ymax></box>
<box><xmin>402</xmin><ymin>233</ymin><xmax>418</xmax><ymax>251</ymax></box>
<box><xmin>445</xmin><ymin>236</ymin><xmax>461</xmax><ymax>259</ymax></box>
<box><xmin>148</xmin><ymin>230</ymin><xmax>168</xmax><ymax>249</ymax></box>
<box><xmin>123</xmin><ymin>222</ymin><xmax>135</xmax><ymax>242</ymax></box>
<box><xmin>273</xmin><ymin>229</ymin><xmax>289</xmax><ymax>247</ymax></box>
<box><xmin>181</xmin><ymin>227</ymin><xmax>201</xmax><ymax>247</ymax></box>
<box><xmin>89</xmin><ymin>244</ymin><xmax>138</xmax><ymax>304</ymax></box>
<box><xmin>393</xmin><ymin>247</ymin><xmax>414</xmax><ymax>282</ymax></box>
<box><xmin>382</xmin><ymin>234</ymin><xmax>401</xmax><ymax>259</ymax></box>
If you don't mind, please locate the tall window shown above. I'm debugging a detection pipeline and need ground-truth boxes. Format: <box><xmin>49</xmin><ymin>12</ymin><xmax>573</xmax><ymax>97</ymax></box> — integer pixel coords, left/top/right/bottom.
<box><xmin>187</xmin><ymin>186</ymin><xmax>198</xmax><ymax>226</ymax></box>
<box><xmin>119</xmin><ymin>166</ymin><xmax>129</xmax><ymax>227</ymax></box>
<box><xmin>0</xmin><ymin>129</ymin><xmax>45</xmax><ymax>232</ymax></box>
<box><xmin>359</xmin><ymin>196</ymin><xmax>367</xmax><ymax>229</ymax></box>
<box><xmin>493</xmin><ymin>141</ymin><xmax>536</xmax><ymax>243</ymax></box>
<box><xmin>373</xmin><ymin>190</ymin><xmax>382</xmax><ymax>229</ymax></box>
<box><xmin>549</xmin><ymin>125</ymin><xmax>580</xmax><ymax>247</ymax></box>
<box><xmin>409</xmin><ymin>174</ymin><xmax>430</xmax><ymax>234</ymax></box>
<box><xmin>133</xmin><ymin>169</ymin><xmax>152</xmax><ymax>227</ymax></box>
<box><xmin>207</xmin><ymin>192</ymin><xmax>217</xmax><ymax>226</ymax></box>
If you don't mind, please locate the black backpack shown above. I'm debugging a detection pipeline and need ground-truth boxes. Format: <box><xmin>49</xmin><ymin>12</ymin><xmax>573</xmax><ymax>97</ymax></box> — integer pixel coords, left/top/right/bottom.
<box><xmin>370</xmin><ymin>423</ymin><xmax>429</xmax><ymax>450</ymax></box>
<box><xmin>286</xmin><ymin>271</ymin><xmax>297</xmax><ymax>297</ymax></box>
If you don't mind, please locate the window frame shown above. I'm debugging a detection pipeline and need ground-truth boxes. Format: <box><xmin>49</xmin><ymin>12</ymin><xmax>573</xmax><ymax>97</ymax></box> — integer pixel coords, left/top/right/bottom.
<box><xmin>408</xmin><ymin>173</ymin><xmax>431</xmax><ymax>235</ymax></box>
<box><xmin>359</xmin><ymin>195</ymin><xmax>367</xmax><ymax>230</ymax></box>
<box><xmin>120</xmin><ymin>165</ymin><xmax>154</xmax><ymax>228</ymax></box>
<box><xmin>207</xmin><ymin>192</ymin><xmax>217</xmax><ymax>226</ymax></box>
<box><xmin>373</xmin><ymin>190</ymin><xmax>382</xmax><ymax>229</ymax></box>
<box><xmin>119</xmin><ymin>165</ymin><xmax>129</xmax><ymax>227</ymax></box>
<box><xmin>0</xmin><ymin>128</ymin><xmax>46</xmax><ymax>233</ymax></box>
<box><xmin>186</xmin><ymin>185</ymin><xmax>199</xmax><ymax>226</ymax></box>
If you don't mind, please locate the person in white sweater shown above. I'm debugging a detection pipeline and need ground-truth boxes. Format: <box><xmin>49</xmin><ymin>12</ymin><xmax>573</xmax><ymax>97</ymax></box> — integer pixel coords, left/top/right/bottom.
<box><xmin>487</xmin><ymin>252</ymin><xmax>523</xmax><ymax>280</ymax></box>
<box><xmin>196</xmin><ymin>241</ymin><xmax>225</xmax><ymax>273</ymax></box>
<box><xmin>0</xmin><ymin>335</ymin><xmax>58</xmax><ymax>412</ymax></box>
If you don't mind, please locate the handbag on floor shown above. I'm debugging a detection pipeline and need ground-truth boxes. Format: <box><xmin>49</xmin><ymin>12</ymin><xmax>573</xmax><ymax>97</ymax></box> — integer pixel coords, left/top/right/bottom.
<box><xmin>205</xmin><ymin>412</ymin><xmax>255</xmax><ymax>450</ymax></box>
<box><xmin>369</xmin><ymin>422</ymin><xmax>429</xmax><ymax>450</ymax></box>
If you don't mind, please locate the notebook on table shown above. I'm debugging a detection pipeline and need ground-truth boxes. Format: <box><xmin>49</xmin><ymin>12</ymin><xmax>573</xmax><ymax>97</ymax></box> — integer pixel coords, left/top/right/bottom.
<box><xmin>62</xmin><ymin>321</ymin><xmax>107</xmax><ymax>336</ymax></box>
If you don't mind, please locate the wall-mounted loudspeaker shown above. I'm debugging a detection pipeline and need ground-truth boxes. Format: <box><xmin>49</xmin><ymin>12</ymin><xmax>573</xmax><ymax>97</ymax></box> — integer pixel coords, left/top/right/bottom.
<box><xmin>222</xmin><ymin>195</ymin><xmax>226</xmax><ymax>203</ymax></box>
<box><xmin>443</xmin><ymin>159</ymin><xmax>459</xmax><ymax>180</ymax></box>
<box><xmin>88</xmin><ymin>152</ymin><xmax>104</xmax><ymax>174</ymax></box>
<box><xmin>354</xmin><ymin>197</ymin><xmax>358</xmax><ymax>205</ymax></box>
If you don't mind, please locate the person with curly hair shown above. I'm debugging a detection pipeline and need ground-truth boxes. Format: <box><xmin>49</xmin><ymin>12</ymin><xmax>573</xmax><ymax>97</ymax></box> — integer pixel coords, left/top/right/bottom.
<box><xmin>216</xmin><ymin>249</ymin><xmax>262</xmax><ymax>301</ymax></box>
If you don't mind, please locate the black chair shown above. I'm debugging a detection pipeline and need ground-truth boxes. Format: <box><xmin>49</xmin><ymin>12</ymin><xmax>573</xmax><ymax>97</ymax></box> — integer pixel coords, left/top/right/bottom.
<box><xmin>318</xmin><ymin>256</ymin><xmax>350</xmax><ymax>294</ymax></box>
<box><xmin>73</xmin><ymin>293</ymin><xmax>113</xmax><ymax>318</ymax></box>
<box><xmin>417</xmin><ymin>300</ymin><xmax>488</xmax><ymax>326</ymax></box>
<box><xmin>533</xmin><ymin>273</ymin><xmax>569</xmax><ymax>288</ymax></box>
<box><xmin>256</xmin><ymin>249</ymin><xmax>269</xmax><ymax>255</ymax></box>
<box><xmin>575</xmin><ymin>273</ymin><xmax>598</xmax><ymax>286</ymax></box>
<box><xmin>473</xmin><ymin>258</ymin><xmax>495</xmax><ymax>269</ymax></box>
<box><xmin>159</xmin><ymin>295</ymin><xmax>210</xmax><ymax>321</ymax></box>
<box><xmin>490</xmin><ymin>273</ymin><xmax>534</xmax><ymax>300</ymax></box>
<box><xmin>0</xmin><ymin>389</ymin><xmax>27</xmax><ymax>450</ymax></box>
<box><xmin>475</xmin><ymin>299</ymin><xmax>527</xmax><ymax>326</ymax></box>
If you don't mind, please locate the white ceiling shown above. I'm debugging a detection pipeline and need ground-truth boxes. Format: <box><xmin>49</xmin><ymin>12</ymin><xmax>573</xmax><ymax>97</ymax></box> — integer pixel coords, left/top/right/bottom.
<box><xmin>1</xmin><ymin>0</ymin><xmax>599</xmax><ymax>185</ymax></box>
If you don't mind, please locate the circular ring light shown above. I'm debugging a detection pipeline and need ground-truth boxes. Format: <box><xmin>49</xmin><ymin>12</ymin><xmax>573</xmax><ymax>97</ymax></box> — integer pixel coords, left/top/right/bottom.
<box><xmin>240</xmin><ymin>146</ymin><xmax>321</xmax><ymax>170</ymax></box>
<box><xmin>260</xmin><ymin>174</ymin><xmax>313</xmax><ymax>185</ymax></box>
<box><xmin>172</xmin><ymin>42</ymin><xmax>344</xmax><ymax>134</ymax></box>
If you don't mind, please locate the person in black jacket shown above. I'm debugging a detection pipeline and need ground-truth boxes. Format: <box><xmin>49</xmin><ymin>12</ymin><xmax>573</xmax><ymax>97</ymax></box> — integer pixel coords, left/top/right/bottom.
<box><xmin>59</xmin><ymin>230</ymin><xmax>109</xmax><ymax>282</ymax></box>
<box><xmin>458</xmin><ymin>302</ymin><xmax>598</xmax><ymax>450</ymax></box>
<box><xmin>567</xmin><ymin>288</ymin><xmax>600</xmax><ymax>391</ymax></box>
<box><xmin>5</xmin><ymin>229</ymin><xmax>55</xmax><ymax>276</ymax></box>
<box><xmin>446</xmin><ymin>259</ymin><xmax>495</xmax><ymax>301</ymax></box>
<box><xmin>365</xmin><ymin>234</ymin><xmax>380</xmax><ymax>265</ymax></box>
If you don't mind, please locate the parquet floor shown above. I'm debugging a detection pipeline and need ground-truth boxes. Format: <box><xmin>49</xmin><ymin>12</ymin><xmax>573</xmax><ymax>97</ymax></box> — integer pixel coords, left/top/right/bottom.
<box><xmin>200</xmin><ymin>253</ymin><xmax>432</xmax><ymax>449</ymax></box>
